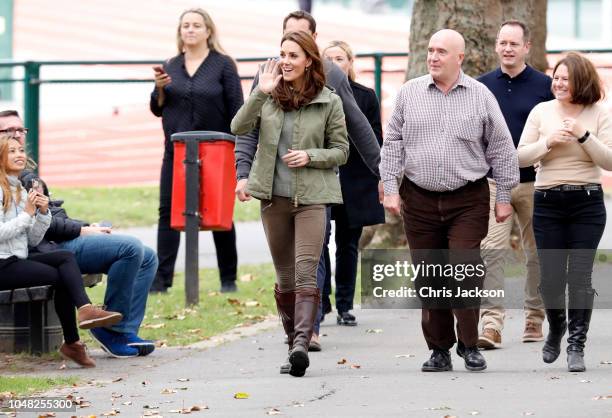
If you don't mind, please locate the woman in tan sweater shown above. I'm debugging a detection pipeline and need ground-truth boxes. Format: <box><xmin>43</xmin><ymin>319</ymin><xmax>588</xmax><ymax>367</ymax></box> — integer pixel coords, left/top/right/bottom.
<box><xmin>518</xmin><ymin>52</ymin><xmax>611</xmax><ymax>372</ymax></box>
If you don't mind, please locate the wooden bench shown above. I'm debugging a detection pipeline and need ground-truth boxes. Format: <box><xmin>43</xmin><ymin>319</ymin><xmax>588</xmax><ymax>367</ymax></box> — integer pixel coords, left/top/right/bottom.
<box><xmin>0</xmin><ymin>274</ymin><xmax>103</xmax><ymax>354</ymax></box>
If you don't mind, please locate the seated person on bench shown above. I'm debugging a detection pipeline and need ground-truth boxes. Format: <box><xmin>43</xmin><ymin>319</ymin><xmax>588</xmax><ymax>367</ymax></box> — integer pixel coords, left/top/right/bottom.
<box><xmin>0</xmin><ymin>133</ymin><xmax>122</xmax><ymax>368</ymax></box>
<box><xmin>0</xmin><ymin>110</ymin><xmax>159</xmax><ymax>359</ymax></box>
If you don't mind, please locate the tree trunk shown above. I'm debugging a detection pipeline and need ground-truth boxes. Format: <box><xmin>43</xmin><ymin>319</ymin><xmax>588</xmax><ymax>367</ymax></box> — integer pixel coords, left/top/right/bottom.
<box><xmin>363</xmin><ymin>0</ymin><xmax>548</xmax><ymax>250</ymax></box>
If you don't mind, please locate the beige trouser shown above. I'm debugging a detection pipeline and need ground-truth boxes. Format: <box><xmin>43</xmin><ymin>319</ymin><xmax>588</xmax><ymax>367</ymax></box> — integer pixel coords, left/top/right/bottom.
<box><xmin>480</xmin><ymin>180</ymin><xmax>545</xmax><ymax>332</ymax></box>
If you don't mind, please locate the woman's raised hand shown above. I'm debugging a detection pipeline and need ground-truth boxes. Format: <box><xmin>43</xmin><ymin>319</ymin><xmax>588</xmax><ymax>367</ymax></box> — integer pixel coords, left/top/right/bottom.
<box><xmin>259</xmin><ymin>59</ymin><xmax>282</xmax><ymax>95</ymax></box>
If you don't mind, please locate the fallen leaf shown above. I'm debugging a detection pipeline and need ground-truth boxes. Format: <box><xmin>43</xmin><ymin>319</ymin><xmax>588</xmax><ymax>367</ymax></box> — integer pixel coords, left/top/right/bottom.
<box><xmin>244</xmin><ymin>300</ymin><xmax>260</xmax><ymax>308</ymax></box>
<box><xmin>161</xmin><ymin>388</ymin><xmax>177</xmax><ymax>394</ymax></box>
<box><xmin>593</xmin><ymin>395</ymin><xmax>612</xmax><ymax>400</ymax></box>
<box><xmin>208</xmin><ymin>291</ymin><xmax>221</xmax><ymax>296</ymax></box>
<box><xmin>350</xmin><ymin>364</ymin><xmax>361</xmax><ymax>369</ymax></box>
<box><xmin>394</xmin><ymin>354</ymin><xmax>414</xmax><ymax>358</ymax></box>
<box><xmin>142</xmin><ymin>323</ymin><xmax>166</xmax><ymax>329</ymax></box>
<box><xmin>600</xmin><ymin>360</ymin><xmax>612</xmax><ymax>365</ymax></box>
<box><xmin>234</xmin><ymin>392</ymin><xmax>249</xmax><ymax>399</ymax></box>
<box><xmin>266</xmin><ymin>408</ymin><xmax>282</xmax><ymax>415</ymax></box>
<box><xmin>112</xmin><ymin>377</ymin><xmax>123</xmax><ymax>383</ymax></box>
<box><xmin>292</xmin><ymin>402</ymin><xmax>304</xmax><ymax>407</ymax></box>
<box><xmin>37</xmin><ymin>414</ymin><xmax>56</xmax><ymax>417</ymax></box>
<box><xmin>59</xmin><ymin>363</ymin><xmax>67</xmax><ymax>370</ymax></box>
<box><xmin>177</xmin><ymin>378</ymin><xmax>190</xmax><ymax>382</ymax></box>
<box><xmin>187</xmin><ymin>329</ymin><xmax>202</xmax><ymax>334</ymax></box>
<box><xmin>142</xmin><ymin>381</ymin><xmax>151</xmax><ymax>386</ymax></box>
<box><xmin>365</xmin><ymin>328</ymin><xmax>383</xmax><ymax>334</ymax></box>
<box><xmin>240</xmin><ymin>274</ymin><xmax>254</xmax><ymax>282</ymax></box>
<box><xmin>102</xmin><ymin>409</ymin><xmax>120</xmax><ymax>416</ymax></box>
<box><xmin>227</xmin><ymin>298</ymin><xmax>241</xmax><ymax>306</ymax></box>
<box><xmin>580</xmin><ymin>379</ymin><xmax>591</xmax><ymax>383</ymax></box>
<box><xmin>443</xmin><ymin>416</ymin><xmax>457</xmax><ymax>418</ymax></box>
<box><xmin>425</xmin><ymin>406</ymin><xmax>452</xmax><ymax>410</ymax></box>
<box><xmin>111</xmin><ymin>392</ymin><xmax>123</xmax><ymax>399</ymax></box>
<box><xmin>122</xmin><ymin>401</ymin><xmax>132</xmax><ymax>406</ymax></box>
<box><xmin>337</xmin><ymin>358</ymin><xmax>347</xmax><ymax>364</ymax></box>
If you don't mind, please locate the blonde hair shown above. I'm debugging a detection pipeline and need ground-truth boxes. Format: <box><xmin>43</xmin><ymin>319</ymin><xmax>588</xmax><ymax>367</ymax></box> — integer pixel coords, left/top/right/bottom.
<box><xmin>323</xmin><ymin>40</ymin><xmax>356</xmax><ymax>81</ymax></box>
<box><xmin>176</xmin><ymin>8</ymin><xmax>226</xmax><ymax>55</ymax></box>
<box><xmin>0</xmin><ymin>135</ymin><xmax>22</xmax><ymax>213</ymax></box>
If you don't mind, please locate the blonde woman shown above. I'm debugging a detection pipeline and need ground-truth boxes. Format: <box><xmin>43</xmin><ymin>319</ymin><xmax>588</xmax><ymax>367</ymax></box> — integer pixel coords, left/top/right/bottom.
<box><xmin>150</xmin><ymin>8</ymin><xmax>244</xmax><ymax>293</ymax></box>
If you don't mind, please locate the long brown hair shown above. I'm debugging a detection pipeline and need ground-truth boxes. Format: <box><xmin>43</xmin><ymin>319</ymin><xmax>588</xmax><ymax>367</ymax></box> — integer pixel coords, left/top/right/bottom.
<box><xmin>176</xmin><ymin>8</ymin><xmax>226</xmax><ymax>55</ymax></box>
<box><xmin>0</xmin><ymin>135</ymin><xmax>22</xmax><ymax>213</ymax></box>
<box><xmin>553</xmin><ymin>52</ymin><xmax>604</xmax><ymax>105</ymax></box>
<box><xmin>272</xmin><ymin>31</ymin><xmax>326</xmax><ymax>111</ymax></box>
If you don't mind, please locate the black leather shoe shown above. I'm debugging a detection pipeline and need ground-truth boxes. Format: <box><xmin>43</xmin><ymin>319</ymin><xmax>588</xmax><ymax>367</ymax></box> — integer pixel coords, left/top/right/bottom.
<box><xmin>457</xmin><ymin>343</ymin><xmax>487</xmax><ymax>371</ymax></box>
<box><xmin>421</xmin><ymin>349</ymin><xmax>452</xmax><ymax>372</ymax></box>
<box><xmin>337</xmin><ymin>311</ymin><xmax>357</xmax><ymax>326</ymax></box>
<box><xmin>220</xmin><ymin>281</ymin><xmax>238</xmax><ymax>293</ymax></box>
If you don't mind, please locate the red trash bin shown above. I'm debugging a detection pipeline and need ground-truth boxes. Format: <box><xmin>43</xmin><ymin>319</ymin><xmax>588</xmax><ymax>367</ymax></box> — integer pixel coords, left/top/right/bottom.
<box><xmin>170</xmin><ymin>131</ymin><xmax>236</xmax><ymax>231</ymax></box>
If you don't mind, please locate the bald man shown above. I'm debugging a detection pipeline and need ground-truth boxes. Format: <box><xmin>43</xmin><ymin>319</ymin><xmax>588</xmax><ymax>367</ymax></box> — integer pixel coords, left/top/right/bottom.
<box><xmin>380</xmin><ymin>29</ymin><xmax>519</xmax><ymax>372</ymax></box>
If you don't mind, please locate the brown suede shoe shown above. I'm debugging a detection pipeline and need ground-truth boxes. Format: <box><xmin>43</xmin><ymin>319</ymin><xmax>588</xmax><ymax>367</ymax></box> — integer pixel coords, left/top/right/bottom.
<box><xmin>522</xmin><ymin>321</ymin><xmax>544</xmax><ymax>342</ymax></box>
<box><xmin>477</xmin><ymin>328</ymin><xmax>502</xmax><ymax>349</ymax></box>
<box><xmin>308</xmin><ymin>333</ymin><xmax>322</xmax><ymax>352</ymax></box>
<box><xmin>59</xmin><ymin>341</ymin><xmax>96</xmax><ymax>368</ymax></box>
<box><xmin>77</xmin><ymin>304</ymin><xmax>123</xmax><ymax>329</ymax></box>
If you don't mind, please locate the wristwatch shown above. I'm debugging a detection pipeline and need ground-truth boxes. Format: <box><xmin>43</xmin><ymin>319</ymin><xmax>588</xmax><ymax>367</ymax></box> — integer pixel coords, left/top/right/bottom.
<box><xmin>578</xmin><ymin>130</ymin><xmax>590</xmax><ymax>144</ymax></box>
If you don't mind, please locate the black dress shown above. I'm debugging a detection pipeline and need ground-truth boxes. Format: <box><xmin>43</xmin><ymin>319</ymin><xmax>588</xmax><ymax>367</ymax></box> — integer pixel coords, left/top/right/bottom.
<box><xmin>150</xmin><ymin>51</ymin><xmax>244</xmax><ymax>289</ymax></box>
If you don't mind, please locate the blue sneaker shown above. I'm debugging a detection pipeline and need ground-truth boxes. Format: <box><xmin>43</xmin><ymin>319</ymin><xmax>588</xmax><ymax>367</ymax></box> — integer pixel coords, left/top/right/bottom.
<box><xmin>125</xmin><ymin>333</ymin><xmax>156</xmax><ymax>356</ymax></box>
<box><xmin>89</xmin><ymin>328</ymin><xmax>138</xmax><ymax>358</ymax></box>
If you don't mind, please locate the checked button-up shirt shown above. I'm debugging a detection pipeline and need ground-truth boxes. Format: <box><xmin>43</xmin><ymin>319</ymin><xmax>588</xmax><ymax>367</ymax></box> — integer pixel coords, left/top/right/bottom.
<box><xmin>380</xmin><ymin>72</ymin><xmax>519</xmax><ymax>203</ymax></box>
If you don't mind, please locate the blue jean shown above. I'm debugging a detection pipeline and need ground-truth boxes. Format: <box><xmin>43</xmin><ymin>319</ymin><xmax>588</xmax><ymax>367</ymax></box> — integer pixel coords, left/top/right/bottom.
<box><xmin>59</xmin><ymin>234</ymin><xmax>158</xmax><ymax>334</ymax></box>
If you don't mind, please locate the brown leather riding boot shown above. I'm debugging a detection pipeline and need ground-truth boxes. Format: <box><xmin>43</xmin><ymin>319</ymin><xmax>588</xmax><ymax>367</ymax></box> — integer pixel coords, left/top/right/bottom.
<box><xmin>289</xmin><ymin>287</ymin><xmax>320</xmax><ymax>377</ymax></box>
<box><xmin>274</xmin><ymin>284</ymin><xmax>295</xmax><ymax>374</ymax></box>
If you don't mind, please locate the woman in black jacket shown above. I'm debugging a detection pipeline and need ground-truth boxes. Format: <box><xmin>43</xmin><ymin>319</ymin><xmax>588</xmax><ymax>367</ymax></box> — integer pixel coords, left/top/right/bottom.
<box><xmin>317</xmin><ymin>40</ymin><xmax>385</xmax><ymax>330</ymax></box>
<box><xmin>150</xmin><ymin>8</ymin><xmax>244</xmax><ymax>293</ymax></box>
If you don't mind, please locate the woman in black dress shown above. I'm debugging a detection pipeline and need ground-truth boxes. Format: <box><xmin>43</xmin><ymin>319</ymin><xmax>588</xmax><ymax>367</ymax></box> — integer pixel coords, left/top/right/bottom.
<box><xmin>150</xmin><ymin>8</ymin><xmax>244</xmax><ymax>293</ymax></box>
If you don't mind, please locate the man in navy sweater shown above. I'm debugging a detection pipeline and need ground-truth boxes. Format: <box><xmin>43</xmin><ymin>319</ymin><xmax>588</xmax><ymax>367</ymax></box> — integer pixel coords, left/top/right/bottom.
<box><xmin>477</xmin><ymin>20</ymin><xmax>555</xmax><ymax>349</ymax></box>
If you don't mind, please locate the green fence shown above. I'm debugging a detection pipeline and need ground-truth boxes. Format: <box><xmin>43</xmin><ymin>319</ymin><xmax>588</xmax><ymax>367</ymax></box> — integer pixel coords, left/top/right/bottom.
<box><xmin>0</xmin><ymin>48</ymin><xmax>611</xmax><ymax>168</ymax></box>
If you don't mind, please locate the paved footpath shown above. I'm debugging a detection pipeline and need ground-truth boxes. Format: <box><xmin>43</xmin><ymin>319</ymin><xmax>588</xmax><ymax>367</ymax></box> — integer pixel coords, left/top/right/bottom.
<box><xmin>29</xmin><ymin>309</ymin><xmax>612</xmax><ymax>418</ymax></box>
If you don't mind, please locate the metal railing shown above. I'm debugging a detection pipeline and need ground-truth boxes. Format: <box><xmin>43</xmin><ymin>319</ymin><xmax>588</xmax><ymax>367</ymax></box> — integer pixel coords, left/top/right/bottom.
<box><xmin>0</xmin><ymin>48</ymin><xmax>611</xmax><ymax>168</ymax></box>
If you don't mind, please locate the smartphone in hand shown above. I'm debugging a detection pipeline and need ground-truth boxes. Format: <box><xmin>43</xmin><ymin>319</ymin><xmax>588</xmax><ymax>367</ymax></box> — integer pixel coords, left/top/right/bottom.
<box><xmin>153</xmin><ymin>65</ymin><xmax>166</xmax><ymax>75</ymax></box>
<box><xmin>30</xmin><ymin>178</ymin><xmax>44</xmax><ymax>195</ymax></box>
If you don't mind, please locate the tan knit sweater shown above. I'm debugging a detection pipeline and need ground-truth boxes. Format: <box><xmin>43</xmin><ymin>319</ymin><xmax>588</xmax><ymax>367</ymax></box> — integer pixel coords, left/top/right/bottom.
<box><xmin>517</xmin><ymin>100</ymin><xmax>612</xmax><ymax>188</ymax></box>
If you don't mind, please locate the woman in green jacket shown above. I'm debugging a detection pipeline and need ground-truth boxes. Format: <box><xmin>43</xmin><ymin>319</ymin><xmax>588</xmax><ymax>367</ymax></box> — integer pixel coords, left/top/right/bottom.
<box><xmin>231</xmin><ymin>30</ymin><xmax>348</xmax><ymax>378</ymax></box>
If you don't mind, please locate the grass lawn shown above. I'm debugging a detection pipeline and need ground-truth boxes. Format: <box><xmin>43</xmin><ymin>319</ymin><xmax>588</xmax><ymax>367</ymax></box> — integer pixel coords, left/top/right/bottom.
<box><xmin>49</xmin><ymin>186</ymin><xmax>261</xmax><ymax>228</ymax></box>
<box><xmin>82</xmin><ymin>263</ymin><xmax>278</xmax><ymax>347</ymax></box>
<box><xmin>0</xmin><ymin>375</ymin><xmax>78</xmax><ymax>396</ymax></box>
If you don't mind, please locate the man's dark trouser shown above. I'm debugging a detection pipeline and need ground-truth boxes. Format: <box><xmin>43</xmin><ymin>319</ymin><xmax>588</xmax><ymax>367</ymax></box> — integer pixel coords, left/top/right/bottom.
<box><xmin>400</xmin><ymin>177</ymin><xmax>489</xmax><ymax>350</ymax></box>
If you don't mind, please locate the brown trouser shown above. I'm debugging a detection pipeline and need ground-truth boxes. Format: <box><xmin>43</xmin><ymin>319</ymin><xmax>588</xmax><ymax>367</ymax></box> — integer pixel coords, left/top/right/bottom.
<box><xmin>260</xmin><ymin>197</ymin><xmax>326</xmax><ymax>291</ymax></box>
<box><xmin>400</xmin><ymin>177</ymin><xmax>489</xmax><ymax>350</ymax></box>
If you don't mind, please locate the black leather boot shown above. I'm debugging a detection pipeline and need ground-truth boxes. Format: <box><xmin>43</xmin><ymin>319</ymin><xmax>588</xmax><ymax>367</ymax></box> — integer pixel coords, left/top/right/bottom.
<box><xmin>457</xmin><ymin>341</ymin><xmax>487</xmax><ymax>371</ymax></box>
<box><xmin>567</xmin><ymin>288</ymin><xmax>595</xmax><ymax>372</ymax></box>
<box><xmin>541</xmin><ymin>291</ymin><xmax>567</xmax><ymax>364</ymax></box>
<box><xmin>274</xmin><ymin>285</ymin><xmax>295</xmax><ymax>375</ymax></box>
<box><xmin>421</xmin><ymin>349</ymin><xmax>452</xmax><ymax>372</ymax></box>
<box><xmin>289</xmin><ymin>287</ymin><xmax>320</xmax><ymax>377</ymax></box>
